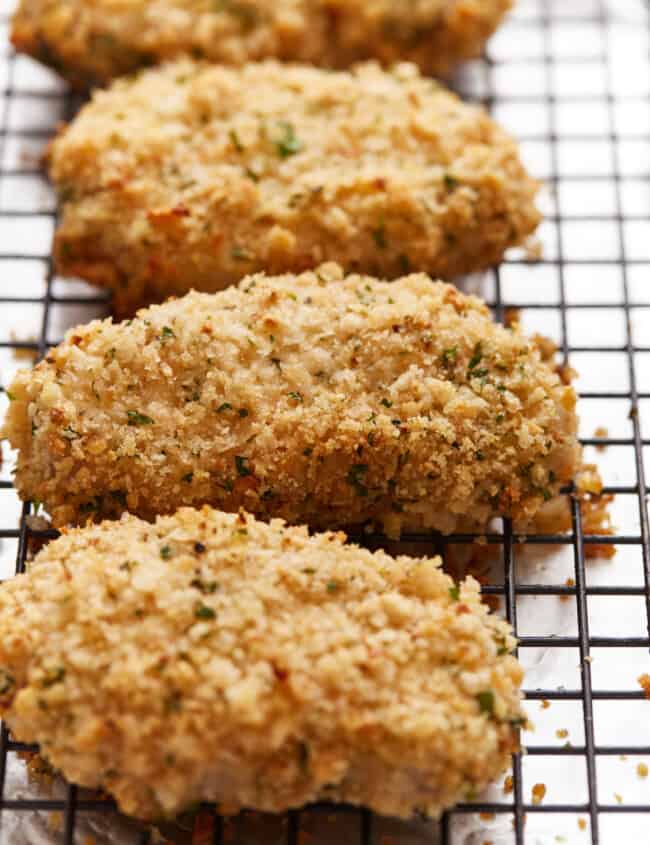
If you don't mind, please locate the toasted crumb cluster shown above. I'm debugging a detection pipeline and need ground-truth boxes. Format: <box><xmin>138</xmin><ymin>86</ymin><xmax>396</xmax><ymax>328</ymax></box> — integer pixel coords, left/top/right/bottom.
<box><xmin>3</xmin><ymin>266</ymin><xmax>580</xmax><ymax>533</ymax></box>
<box><xmin>47</xmin><ymin>59</ymin><xmax>540</xmax><ymax>313</ymax></box>
<box><xmin>0</xmin><ymin>506</ymin><xmax>524</xmax><ymax>821</ymax></box>
<box><xmin>12</xmin><ymin>0</ymin><xmax>513</xmax><ymax>88</ymax></box>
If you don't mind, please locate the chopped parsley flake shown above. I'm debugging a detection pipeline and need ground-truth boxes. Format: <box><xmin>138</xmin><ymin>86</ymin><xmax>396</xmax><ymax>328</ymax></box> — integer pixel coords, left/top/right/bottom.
<box><xmin>0</xmin><ymin>670</ymin><xmax>15</xmax><ymax>697</ymax></box>
<box><xmin>42</xmin><ymin>667</ymin><xmax>65</xmax><ymax>688</ymax></box>
<box><xmin>444</xmin><ymin>172</ymin><xmax>459</xmax><ymax>191</ymax></box>
<box><xmin>229</xmin><ymin>128</ymin><xmax>244</xmax><ymax>152</ymax></box>
<box><xmin>160</xmin><ymin>545</ymin><xmax>173</xmax><ymax>560</ymax></box>
<box><xmin>326</xmin><ymin>581</ymin><xmax>340</xmax><ymax>593</ymax></box>
<box><xmin>380</xmin><ymin>398</ymin><xmax>392</xmax><ymax>408</ymax></box>
<box><xmin>467</xmin><ymin>342</ymin><xmax>483</xmax><ymax>372</ymax></box>
<box><xmin>161</xmin><ymin>326</ymin><xmax>175</xmax><ymax>340</ymax></box>
<box><xmin>127</xmin><ymin>410</ymin><xmax>154</xmax><ymax>426</ymax></box>
<box><xmin>449</xmin><ymin>585</ymin><xmax>460</xmax><ymax>601</ymax></box>
<box><xmin>195</xmin><ymin>604</ymin><xmax>216</xmax><ymax>620</ymax></box>
<box><xmin>275</xmin><ymin>121</ymin><xmax>302</xmax><ymax>158</ymax></box>
<box><xmin>477</xmin><ymin>690</ymin><xmax>495</xmax><ymax>716</ymax></box>
<box><xmin>441</xmin><ymin>346</ymin><xmax>458</xmax><ymax>365</ymax></box>
<box><xmin>217</xmin><ymin>402</ymin><xmax>232</xmax><ymax>413</ymax></box>
<box><xmin>288</xmin><ymin>391</ymin><xmax>303</xmax><ymax>402</ymax></box>
<box><xmin>372</xmin><ymin>222</ymin><xmax>387</xmax><ymax>249</ymax></box>
<box><xmin>347</xmin><ymin>464</ymin><xmax>369</xmax><ymax>497</ymax></box>
<box><xmin>235</xmin><ymin>455</ymin><xmax>251</xmax><ymax>477</ymax></box>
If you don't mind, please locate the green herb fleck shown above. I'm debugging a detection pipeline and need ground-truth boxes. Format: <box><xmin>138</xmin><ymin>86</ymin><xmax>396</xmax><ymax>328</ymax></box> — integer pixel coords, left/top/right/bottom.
<box><xmin>288</xmin><ymin>391</ymin><xmax>303</xmax><ymax>403</ymax></box>
<box><xmin>62</xmin><ymin>426</ymin><xmax>79</xmax><ymax>440</ymax></box>
<box><xmin>372</xmin><ymin>222</ymin><xmax>387</xmax><ymax>249</ymax></box>
<box><xmin>441</xmin><ymin>346</ymin><xmax>458</xmax><ymax>365</ymax></box>
<box><xmin>449</xmin><ymin>585</ymin><xmax>460</xmax><ymax>601</ymax></box>
<box><xmin>477</xmin><ymin>690</ymin><xmax>495</xmax><ymax>716</ymax></box>
<box><xmin>326</xmin><ymin>581</ymin><xmax>340</xmax><ymax>593</ymax></box>
<box><xmin>42</xmin><ymin>667</ymin><xmax>65</xmax><ymax>688</ymax></box>
<box><xmin>217</xmin><ymin>402</ymin><xmax>232</xmax><ymax>413</ymax></box>
<box><xmin>161</xmin><ymin>326</ymin><xmax>175</xmax><ymax>340</ymax></box>
<box><xmin>160</xmin><ymin>545</ymin><xmax>173</xmax><ymax>560</ymax></box>
<box><xmin>444</xmin><ymin>172</ymin><xmax>459</xmax><ymax>191</ymax></box>
<box><xmin>347</xmin><ymin>464</ymin><xmax>369</xmax><ymax>497</ymax></box>
<box><xmin>5</xmin><ymin>390</ymin><xmax>16</xmax><ymax>401</ymax></box>
<box><xmin>127</xmin><ymin>410</ymin><xmax>154</xmax><ymax>426</ymax></box>
<box><xmin>229</xmin><ymin>128</ymin><xmax>244</xmax><ymax>152</ymax></box>
<box><xmin>380</xmin><ymin>398</ymin><xmax>392</xmax><ymax>408</ymax></box>
<box><xmin>231</xmin><ymin>245</ymin><xmax>252</xmax><ymax>261</ymax></box>
<box><xmin>0</xmin><ymin>670</ymin><xmax>15</xmax><ymax>698</ymax></box>
<box><xmin>235</xmin><ymin>455</ymin><xmax>251</xmax><ymax>477</ymax></box>
<box><xmin>195</xmin><ymin>604</ymin><xmax>216</xmax><ymax>620</ymax></box>
<box><xmin>182</xmin><ymin>472</ymin><xmax>194</xmax><ymax>483</ymax></box>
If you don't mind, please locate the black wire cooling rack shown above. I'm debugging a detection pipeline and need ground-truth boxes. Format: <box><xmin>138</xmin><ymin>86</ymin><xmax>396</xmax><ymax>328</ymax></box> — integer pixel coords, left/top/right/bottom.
<box><xmin>0</xmin><ymin>1</ymin><xmax>649</xmax><ymax>843</ymax></box>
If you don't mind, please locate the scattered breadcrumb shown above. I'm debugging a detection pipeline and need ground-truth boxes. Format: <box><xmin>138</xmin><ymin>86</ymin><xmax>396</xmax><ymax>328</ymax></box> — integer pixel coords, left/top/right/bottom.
<box><xmin>576</xmin><ymin>464</ymin><xmax>616</xmax><ymax>560</ymax></box>
<box><xmin>637</xmin><ymin>763</ymin><xmax>648</xmax><ymax>778</ymax></box>
<box><xmin>531</xmin><ymin>783</ymin><xmax>546</xmax><ymax>805</ymax></box>
<box><xmin>561</xmin><ymin>577</ymin><xmax>575</xmax><ymax>602</ymax></box>
<box><xmin>479</xmin><ymin>812</ymin><xmax>495</xmax><ymax>821</ymax></box>
<box><xmin>524</xmin><ymin>236</ymin><xmax>543</xmax><ymax>262</ymax></box>
<box><xmin>541</xmin><ymin>700</ymin><xmax>551</xmax><ymax>709</ymax></box>
<box><xmin>638</xmin><ymin>674</ymin><xmax>650</xmax><ymax>699</ymax></box>
<box><xmin>594</xmin><ymin>426</ymin><xmax>609</xmax><ymax>452</ymax></box>
<box><xmin>578</xmin><ymin>819</ymin><xmax>587</xmax><ymax>831</ymax></box>
<box><xmin>503</xmin><ymin>774</ymin><xmax>514</xmax><ymax>794</ymax></box>
<box><xmin>556</xmin><ymin>729</ymin><xmax>569</xmax><ymax>739</ymax></box>
<box><xmin>9</xmin><ymin>331</ymin><xmax>38</xmax><ymax>362</ymax></box>
<box><xmin>614</xmin><ymin>793</ymin><xmax>623</xmax><ymax>804</ymax></box>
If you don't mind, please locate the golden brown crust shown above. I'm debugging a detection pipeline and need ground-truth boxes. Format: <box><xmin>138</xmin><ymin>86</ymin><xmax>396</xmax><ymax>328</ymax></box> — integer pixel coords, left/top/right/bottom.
<box><xmin>2</xmin><ymin>265</ymin><xmax>580</xmax><ymax>534</ymax></box>
<box><xmin>0</xmin><ymin>506</ymin><xmax>524</xmax><ymax>821</ymax></box>
<box><xmin>47</xmin><ymin>59</ymin><xmax>540</xmax><ymax>314</ymax></box>
<box><xmin>12</xmin><ymin>0</ymin><xmax>514</xmax><ymax>88</ymax></box>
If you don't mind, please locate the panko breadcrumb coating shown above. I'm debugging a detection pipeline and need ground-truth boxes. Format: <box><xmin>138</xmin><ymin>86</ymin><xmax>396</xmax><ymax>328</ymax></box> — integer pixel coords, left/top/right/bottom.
<box><xmin>11</xmin><ymin>0</ymin><xmax>513</xmax><ymax>88</ymax></box>
<box><xmin>48</xmin><ymin>60</ymin><xmax>540</xmax><ymax>314</ymax></box>
<box><xmin>0</xmin><ymin>506</ymin><xmax>524</xmax><ymax>821</ymax></box>
<box><xmin>3</xmin><ymin>265</ymin><xmax>581</xmax><ymax>534</ymax></box>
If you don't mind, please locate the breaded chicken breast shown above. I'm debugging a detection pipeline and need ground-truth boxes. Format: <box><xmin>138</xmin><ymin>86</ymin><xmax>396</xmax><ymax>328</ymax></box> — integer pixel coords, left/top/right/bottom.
<box><xmin>48</xmin><ymin>60</ymin><xmax>540</xmax><ymax>314</ymax></box>
<box><xmin>12</xmin><ymin>0</ymin><xmax>513</xmax><ymax>88</ymax></box>
<box><xmin>3</xmin><ymin>266</ymin><xmax>580</xmax><ymax>534</ymax></box>
<box><xmin>0</xmin><ymin>506</ymin><xmax>524</xmax><ymax>820</ymax></box>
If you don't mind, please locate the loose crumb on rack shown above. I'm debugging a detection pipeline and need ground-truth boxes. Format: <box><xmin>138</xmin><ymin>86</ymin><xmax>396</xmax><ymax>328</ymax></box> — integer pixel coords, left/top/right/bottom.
<box><xmin>638</xmin><ymin>674</ymin><xmax>650</xmax><ymax>699</ymax></box>
<box><xmin>578</xmin><ymin>818</ymin><xmax>587</xmax><ymax>831</ymax></box>
<box><xmin>479</xmin><ymin>812</ymin><xmax>496</xmax><ymax>821</ymax></box>
<box><xmin>560</xmin><ymin>577</ymin><xmax>575</xmax><ymax>602</ymax></box>
<box><xmin>541</xmin><ymin>699</ymin><xmax>551</xmax><ymax>709</ymax></box>
<box><xmin>503</xmin><ymin>774</ymin><xmax>514</xmax><ymax>794</ymax></box>
<box><xmin>531</xmin><ymin>783</ymin><xmax>546</xmax><ymax>805</ymax></box>
<box><xmin>594</xmin><ymin>426</ymin><xmax>609</xmax><ymax>451</ymax></box>
<box><xmin>556</xmin><ymin>728</ymin><xmax>569</xmax><ymax>739</ymax></box>
<box><xmin>614</xmin><ymin>792</ymin><xmax>623</xmax><ymax>804</ymax></box>
<box><xmin>637</xmin><ymin>763</ymin><xmax>648</xmax><ymax>778</ymax></box>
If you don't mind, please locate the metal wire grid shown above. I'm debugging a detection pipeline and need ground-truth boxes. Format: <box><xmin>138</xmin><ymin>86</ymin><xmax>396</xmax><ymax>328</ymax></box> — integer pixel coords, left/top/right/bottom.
<box><xmin>0</xmin><ymin>1</ymin><xmax>648</xmax><ymax>843</ymax></box>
